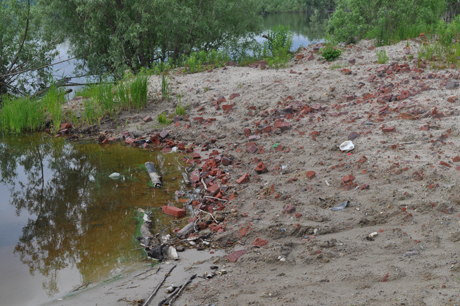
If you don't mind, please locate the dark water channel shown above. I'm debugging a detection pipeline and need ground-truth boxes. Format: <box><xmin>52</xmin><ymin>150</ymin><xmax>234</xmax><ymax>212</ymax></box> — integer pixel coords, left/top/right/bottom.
<box><xmin>0</xmin><ymin>134</ymin><xmax>188</xmax><ymax>305</ymax></box>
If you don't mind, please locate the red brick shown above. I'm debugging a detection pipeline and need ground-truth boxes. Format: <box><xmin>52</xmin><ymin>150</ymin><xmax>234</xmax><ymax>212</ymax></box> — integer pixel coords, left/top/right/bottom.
<box><xmin>162</xmin><ymin>206</ymin><xmax>186</xmax><ymax>217</ymax></box>
<box><xmin>309</xmin><ymin>131</ymin><xmax>320</xmax><ymax>137</ymax></box>
<box><xmin>295</xmin><ymin>213</ymin><xmax>302</xmax><ymax>218</ymax></box>
<box><xmin>341</xmin><ymin>174</ymin><xmax>355</xmax><ymax>184</ymax></box>
<box><xmin>193</xmin><ymin>153</ymin><xmax>201</xmax><ymax>159</ymax></box>
<box><xmin>255</xmin><ymin>162</ymin><xmax>268</xmax><ymax>173</ymax></box>
<box><xmin>453</xmin><ymin>156</ymin><xmax>460</xmax><ymax>162</ymax></box>
<box><xmin>207</xmin><ymin>184</ymin><xmax>220</xmax><ymax>195</ymax></box>
<box><xmin>440</xmin><ymin>161</ymin><xmax>451</xmax><ymax>168</ymax></box>
<box><xmin>306</xmin><ymin>171</ymin><xmax>316</xmax><ymax>179</ymax></box>
<box><xmin>382</xmin><ymin>126</ymin><xmax>395</xmax><ymax>133</ymax></box>
<box><xmin>229</xmin><ymin>93</ymin><xmax>240</xmax><ymax>100</ymax></box>
<box><xmin>247</xmin><ymin>145</ymin><xmax>258</xmax><ymax>153</ymax></box>
<box><xmin>236</xmin><ymin>173</ymin><xmax>249</xmax><ymax>184</ymax></box>
<box><xmin>143</xmin><ymin>116</ymin><xmax>153</xmax><ymax>122</ymax></box>
<box><xmin>252</xmin><ymin>238</ymin><xmax>268</xmax><ymax>248</ymax></box>
<box><xmin>227</xmin><ymin>249</ymin><xmax>247</xmax><ymax>262</ymax></box>
<box><xmin>284</xmin><ymin>204</ymin><xmax>296</xmax><ymax>213</ymax></box>
<box><xmin>60</xmin><ymin>123</ymin><xmax>72</xmax><ymax>130</ymax></box>
<box><xmin>274</xmin><ymin>121</ymin><xmax>290</xmax><ymax>131</ymax></box>
<box><xmin>447</xmin><ymin>96</ymin><xmax>457</xmax><ymax>103</ymax></box>
<box><xmin>243</xmin><ymin>128</ymin><xmax>251</xmax><ymax>137</ymax></box>
<box><xmin>360</xmin><ymin>184</ymin><xmax>369</xmax><ymax>190</ymax></box>
<box><xmin>193</xmin><ymin>117</ymin><xmax>204</xmax><ymax>124</ymax></box>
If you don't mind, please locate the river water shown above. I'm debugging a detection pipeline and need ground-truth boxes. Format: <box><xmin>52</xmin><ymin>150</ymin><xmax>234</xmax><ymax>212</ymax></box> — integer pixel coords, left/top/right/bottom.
<box><xmin>0</xmin><ymin>134</ymin><xmax>188</xmax><ymax>305</ymax></box>
<box><xmin>0</xmin><ymin>12</ymin><xmax>326</xmax><ymax>306</ymax></box>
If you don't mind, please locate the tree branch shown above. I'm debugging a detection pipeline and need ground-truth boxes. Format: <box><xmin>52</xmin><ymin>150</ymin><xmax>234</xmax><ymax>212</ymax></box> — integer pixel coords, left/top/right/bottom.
<box><xmin>7</xmin><ymin>0</ymin><xmax>31</xmax><ymax>74</ymax></box>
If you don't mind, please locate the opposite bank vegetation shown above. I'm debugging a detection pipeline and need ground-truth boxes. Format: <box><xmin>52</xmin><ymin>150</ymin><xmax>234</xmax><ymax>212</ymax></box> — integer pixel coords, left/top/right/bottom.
<box><xmin>2</xmin><ymin>0</ymin><xmax>460</xmax><ymax>134</ymax></box>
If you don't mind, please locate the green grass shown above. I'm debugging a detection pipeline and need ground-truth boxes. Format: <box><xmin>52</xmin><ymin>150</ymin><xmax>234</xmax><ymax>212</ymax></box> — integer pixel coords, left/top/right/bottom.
<box><xmin>0</xmin><ymin>96</ymin><xmax>45</xmax><ymax>133</ymax></box>
<box><xmin>161</xmin><ymin>74</ymin><xmax>169</xmax><ymax>100</ymax></box>
<box><xmin>330</xmin><ymin>63</ymin><xmax>346</xmax><ymax>70</ymax></box>
<box><xmin>376</xmin><ymin>50</ymin><xmax>389</xmax><ymax>64</ymax></box>
<box><xmin>175</xmin><ymin>102</ymin><xmax>186</xmax><ymax>116</ymax></box>
<box><xmin>158</xmin><ymin>112</ymin><xmax>171</xmax><ymax>125</ymax></box>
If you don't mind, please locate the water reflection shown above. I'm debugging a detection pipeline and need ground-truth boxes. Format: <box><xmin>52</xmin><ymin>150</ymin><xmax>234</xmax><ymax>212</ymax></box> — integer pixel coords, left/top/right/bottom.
<box><xmin>259</xmin><ymin>12</ymin><xmax>329</xmax><ymax>49</ymax></box>
<box><xmin>0</xmin><ymin>134</ymin><xmax>187</xmax><ymax>304</ymax></box>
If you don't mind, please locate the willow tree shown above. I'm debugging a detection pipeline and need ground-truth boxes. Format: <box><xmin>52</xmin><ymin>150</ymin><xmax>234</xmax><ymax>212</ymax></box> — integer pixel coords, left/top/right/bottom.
<box><xmin>38</xmin><ymin>0</ymin><xmax>260</xmax><ymax>79</ymax></box>
<box><xmin>0</xmin><ymin>0</ymin><xmax>60</xmax><ymax>99</ymax></box>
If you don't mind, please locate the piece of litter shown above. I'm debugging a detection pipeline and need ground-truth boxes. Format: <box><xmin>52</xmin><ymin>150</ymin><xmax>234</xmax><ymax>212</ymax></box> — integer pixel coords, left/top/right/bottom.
<box><xmin>109</xmin><ymin>172</ymin><xmax>121</xmax><ymax>179</ymax></box>
<box><xmin>330</xmin><ymin>201</ymin><xmax>349</xmax><ymax>211</ymax></box>
<box><xmin>339</xmin><ymin>140</ymin><xmax>355</xmax><ymax>151</ymax></box>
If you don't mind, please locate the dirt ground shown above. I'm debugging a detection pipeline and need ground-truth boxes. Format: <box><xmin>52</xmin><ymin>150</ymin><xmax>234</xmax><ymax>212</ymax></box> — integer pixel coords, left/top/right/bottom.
<box><xmin>55</xmin><ymin>38</ymin><xmax>460</xmax><ymax>306</ymax></box>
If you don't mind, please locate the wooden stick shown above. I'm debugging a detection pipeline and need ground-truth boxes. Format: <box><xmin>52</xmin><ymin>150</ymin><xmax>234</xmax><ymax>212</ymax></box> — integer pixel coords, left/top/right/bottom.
<box><xmin>158</xmin><ymin>274</ymin><xmax>197</xmax><ymax>306</ymax></box>
<box><xmin>203</xmin><ymin>196</ymin><xmax>228</xmax><ymax>202</ymax></box>
<box><xmin>142</xmin><ymin>264</ymin><xmax>177</xmax><ymax>306</ymax></box>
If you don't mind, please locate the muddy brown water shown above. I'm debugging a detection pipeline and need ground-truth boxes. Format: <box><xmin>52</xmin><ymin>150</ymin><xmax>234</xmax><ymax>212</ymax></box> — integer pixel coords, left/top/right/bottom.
<box><xmin>0</xmin><ymin>134</ymin><xmax>190</xmax><ymax>306</ymax></box>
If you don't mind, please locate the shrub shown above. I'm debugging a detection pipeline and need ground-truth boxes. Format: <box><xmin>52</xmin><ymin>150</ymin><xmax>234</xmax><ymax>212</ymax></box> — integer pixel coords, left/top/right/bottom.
<box><xmin>319</xmin><ymin>44</ymin><xmax>342</xmax><ymax>61</ymax></box>
<box><xmin>328</xmin><ymin>0</ymin><xmax>446</xmax><ymax>45</ymax></box>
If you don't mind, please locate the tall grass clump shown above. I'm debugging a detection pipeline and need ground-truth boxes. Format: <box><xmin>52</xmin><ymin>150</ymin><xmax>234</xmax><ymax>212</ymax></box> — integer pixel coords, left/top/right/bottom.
<box><xmin>417</xmin><ymin>18</ymin><xmax>460</xmax><ymax>69</ymax></box>
<box><xmin>0</xmin><ymin>96</ymin><xmax>45</xmax><ymax>133</ymax></box>
<box><xmin>130</xmin><ymin>75</ymin><xmax>148</xmax><ymax>109</ymax></box>
<box><xmin>41</xmin><ymin>84</ymin><xmax>66</xmax><ymax>134</ymax></box>
<box><xmin>115</xmin><ymin>80</ymin><xmax>130</xmax><ymax>110</ymax></box>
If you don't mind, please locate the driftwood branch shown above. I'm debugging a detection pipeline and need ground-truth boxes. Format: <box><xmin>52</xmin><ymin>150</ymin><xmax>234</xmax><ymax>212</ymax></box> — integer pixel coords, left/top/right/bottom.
<box><xmin>158</xmin><ymin>274</ymin><xmax>197</xmax><ymax>306</ymax></box>
<box><xmin>29</xmin><ymin>77</ymin><xmax>72</xmax><ymax>99</ymax></box>
<box><xmin>142</xmin><ymin>264</ymin><xmax>177</xmax><ymax>306</ymax></box>
<box><xmin>2</xmin><ymin>57</ymin><xmax>77</xmax><ymax>78</ymax></box>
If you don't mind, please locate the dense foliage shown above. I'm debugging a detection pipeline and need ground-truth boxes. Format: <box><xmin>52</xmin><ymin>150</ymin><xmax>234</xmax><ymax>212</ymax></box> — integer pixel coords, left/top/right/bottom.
<box><xmin>38</xmin><ymin>0</ymin><xmax>260</xmax><ymax>79</ymax></box>
<box><xmin>327</xmin><ymin>0</ymin><xmax>446</xmax><ymax>45</ymax></box>
<box><xmin>0</xmin><ymin>0</ymin><xmax>59</xmax><ymax>98</ymax></box>
<box><xmin>254</xmin><ymin>0</ymin><xmax>335</xmax><ymax>14</ymax></box>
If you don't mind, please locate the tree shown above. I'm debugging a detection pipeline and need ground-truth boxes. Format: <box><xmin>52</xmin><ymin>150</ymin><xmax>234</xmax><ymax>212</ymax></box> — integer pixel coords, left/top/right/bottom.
<box><xmin>0</xmin><ymin>0</ymin><xmax>61</xmax><ymax>99</ymax></box>
<box><xmin>327</xmin><ymin>0</ymin><xmax>446</xmax><ymax>45</ymax></box>
<box><xmin>38</xmin><ymin>0</ymin><xmax>260</xmax><ymax>79</ymax></box>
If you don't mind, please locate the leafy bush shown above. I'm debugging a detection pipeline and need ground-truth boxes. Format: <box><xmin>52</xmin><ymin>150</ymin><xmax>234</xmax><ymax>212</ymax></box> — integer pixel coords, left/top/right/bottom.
<box><xmin>328</xmin><ymin>0</ymin><xmax>446</xmax><ymax>45</ymax></box>
<box><xmin>264</xmin><ymin>25</ymin><xmax>293</xmax><ymax>57</ymax></box>
<box><xmin>319</xmin><ymin>44</ymin><xmax>342</xmax><ymax>61</ymax></box>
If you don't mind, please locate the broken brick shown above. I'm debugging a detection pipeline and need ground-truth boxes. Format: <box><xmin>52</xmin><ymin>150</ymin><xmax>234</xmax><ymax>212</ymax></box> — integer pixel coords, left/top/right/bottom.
<box><xmin>143</xmin><ymin>116</ymin><xmax>153</xmax><ymax>122</ymax></box>
<box><xmin>306</xmin><ymin>171</ymin><xmax>316</xmax><ymax>179</ymax></box>
<box><xmin>252</xmin><ymin>238</ymin><xmax>268</xmax><ymax>248</ymax></box>
<box><xmin>229</xmin><ymin>93</ymin><xmax>240</xmax><ymax>100</ymax></box>
<box><xmin>227</xmin><ymin>249</ymin><xmax>247</xmax><ymax>262</ymax></box>
<box><xmin>274</xmin><ymin>121</ymin><xmax>290</xmax><ymax>131</ymax></box>
<box><xmin>440</xmin><ymin>161</ymin><xmax>451</xmax><ymax>168</ymax></box>
<box><xmin>255</xmin><ymin>162</ymin><xmax>268</xmax><ymax>174</ymax></box>
<box><xmin>341</xmin><ymin>174</ymin><xmax>355</xmax><ymax>184</ymax></box>
<box><xmin>284</xmin><ymin>204</ymin><xmax>296</xmax><ymax>213</ymax></box>
<box><xmin>162</xmin><ymin>206</ymin><xmax>186</xmax><ymax>217</ymax></box>
<box><xmin>236</xmin><ymin>173</ymin><xmax>249</xmax><ymax>184</ymax></box>
<box><xmin>382</xmin><ymin>126</ymin><xmax>395</xmax><ymax>133</ymax></box>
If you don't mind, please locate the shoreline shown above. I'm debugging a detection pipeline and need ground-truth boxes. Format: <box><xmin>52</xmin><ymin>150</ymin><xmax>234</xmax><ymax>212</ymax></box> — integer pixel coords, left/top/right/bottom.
<box><xmin>53</xmin><ymin>38</ymin><xmax>460</xmax><ymax>305</ymax></box>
